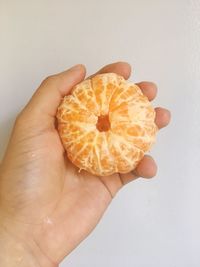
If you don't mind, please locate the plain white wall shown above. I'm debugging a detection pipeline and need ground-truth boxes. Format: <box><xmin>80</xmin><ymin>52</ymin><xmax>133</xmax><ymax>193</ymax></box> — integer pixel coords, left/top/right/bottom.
<box><xmin>1</xmin><ymin>0</ymin><xmax>200</xmax><ymax>266</ymax></box>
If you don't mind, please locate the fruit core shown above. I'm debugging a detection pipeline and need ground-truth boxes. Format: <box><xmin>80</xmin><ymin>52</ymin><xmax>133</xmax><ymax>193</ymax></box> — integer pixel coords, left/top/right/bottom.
<box><xmin>96</xmin><ymin>114</ymin><xmax>111</xmax><ymax>132</ymax></box>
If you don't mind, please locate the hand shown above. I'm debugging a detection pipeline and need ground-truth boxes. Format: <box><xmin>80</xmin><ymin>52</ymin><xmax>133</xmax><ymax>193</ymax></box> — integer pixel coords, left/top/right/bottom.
<box><xmin>0</xmin><ymin>62</ymin><xmax>170</xmax><ymax>266</ymax></box>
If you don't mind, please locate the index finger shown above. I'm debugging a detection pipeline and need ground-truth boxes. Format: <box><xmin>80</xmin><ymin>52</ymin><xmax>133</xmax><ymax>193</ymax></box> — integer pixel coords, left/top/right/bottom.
<box><xmin>88</xmin><ymin>61</ymin><xmax>132</xmax><ymax>80</ymax></box>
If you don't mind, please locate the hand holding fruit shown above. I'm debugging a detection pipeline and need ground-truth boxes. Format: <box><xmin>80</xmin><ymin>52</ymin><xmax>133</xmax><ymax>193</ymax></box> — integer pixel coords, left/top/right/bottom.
<box><xmin>0</xmin><ymin>62</ymin><xmax>170</xmax><ymax>267</ymax></box>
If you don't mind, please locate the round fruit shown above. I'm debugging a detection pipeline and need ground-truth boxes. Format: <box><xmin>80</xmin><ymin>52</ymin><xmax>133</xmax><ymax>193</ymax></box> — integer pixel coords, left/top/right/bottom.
<box><xmin>56</xmin><ymin>73</ymin><xmax>157</xmax><ymax>176</ymax></box>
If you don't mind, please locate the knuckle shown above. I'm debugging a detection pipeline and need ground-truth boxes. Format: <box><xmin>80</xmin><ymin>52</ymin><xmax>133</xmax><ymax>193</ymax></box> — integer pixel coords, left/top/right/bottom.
<box><xmin>14</xmin><ymin>110</ymin><xmax>27</xmax><ymax>127</ymax></box>
<box><xmin>42</xmin><ymin>74</ymin><xmax>58</xmax><ymax>85</ymax></box>
<box><xmin>15</xmin><ymin>112</ymin><xmax>23</xmax><ymax>125</ymax></box>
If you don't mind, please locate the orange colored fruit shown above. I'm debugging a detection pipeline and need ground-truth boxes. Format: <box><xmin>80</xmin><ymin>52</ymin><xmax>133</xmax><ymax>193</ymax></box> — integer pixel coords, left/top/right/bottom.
<box><xmin>56</xmin><ymin>73</ymin><xmax>157</xmax><ymax>176</ymax></box>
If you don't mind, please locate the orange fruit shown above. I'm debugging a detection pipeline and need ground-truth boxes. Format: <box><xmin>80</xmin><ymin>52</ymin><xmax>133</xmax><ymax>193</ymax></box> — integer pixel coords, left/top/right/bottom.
<box><xmin>56</xmin><ymin>73</ymin><xmax>157</xmax><ymax>176</ymax></box>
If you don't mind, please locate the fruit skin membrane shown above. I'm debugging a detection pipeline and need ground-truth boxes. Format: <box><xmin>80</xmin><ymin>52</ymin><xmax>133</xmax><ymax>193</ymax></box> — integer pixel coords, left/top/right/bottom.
<box><xmin>56</xmin><ymin>73</ymin><xmax>157</xmax><ymax>176</ymax></box>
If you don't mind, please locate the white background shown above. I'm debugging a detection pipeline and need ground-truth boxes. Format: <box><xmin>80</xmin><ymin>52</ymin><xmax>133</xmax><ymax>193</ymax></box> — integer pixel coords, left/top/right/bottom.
<box><xmin>0</xmin><ymin>1</ymin><xmax>200</xmax><ymax>266</ymax></box>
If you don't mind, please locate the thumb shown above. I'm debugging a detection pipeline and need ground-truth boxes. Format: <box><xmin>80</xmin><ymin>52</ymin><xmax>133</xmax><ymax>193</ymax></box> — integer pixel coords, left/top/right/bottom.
<box><xmin>19</xmin><ymin>64</ymin><xmax>86</xmax><ymax>129</ymax></box>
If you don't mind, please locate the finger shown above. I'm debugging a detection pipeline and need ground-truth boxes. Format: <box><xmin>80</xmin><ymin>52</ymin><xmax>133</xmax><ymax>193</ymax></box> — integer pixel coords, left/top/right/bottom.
<box><xmin>20</xmin><ymin>64</ymin><xmax>86</xmax><ymax>127</ymax></box>
<box><xmin>136</xmin><ymin>81</ymin><xmax>157</xmax><ymax>101</ymax></box>
<box><xmin>119</xmin><ymin>155</ymin><xmax>157</xmax><ymax>185</ymax></box>
<box><xmin>88</xmin><ymin>61</ymin><xmax>132</xmax><ymax>80</ymax></box>
<box><xmin>98</xmin><ymin>173</ymin><xmax>124</xmax><ymax>199</ymax></box>
<box><xmin>155</xmin><ymin>107</ymin><xmax>171</xmax><ymax>129</ymax></box>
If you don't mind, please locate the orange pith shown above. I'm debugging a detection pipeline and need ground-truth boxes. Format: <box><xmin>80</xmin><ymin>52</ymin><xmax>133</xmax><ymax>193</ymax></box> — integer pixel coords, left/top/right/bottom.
<box><xmin>56</xmin><ymin>73</ymin><xmax>157</xmax><ymax>176</ymax></box>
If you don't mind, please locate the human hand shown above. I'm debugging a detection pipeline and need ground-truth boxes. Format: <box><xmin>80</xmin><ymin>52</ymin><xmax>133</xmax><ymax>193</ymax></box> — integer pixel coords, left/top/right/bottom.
<box><xmin>0</xmin><ymin>62</ymin><xmax>170</xmax><ymax>266</ymax></box>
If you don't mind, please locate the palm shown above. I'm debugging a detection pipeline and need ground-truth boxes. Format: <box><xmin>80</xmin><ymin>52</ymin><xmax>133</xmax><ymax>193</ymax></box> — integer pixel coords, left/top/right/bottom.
<box><xmin>7</xmin><ymin>128</ymin><xmax>115</xmax><ymax>263</ymax></box>
<box><xmin>33</xmin><ymin>129</ymin><xmax>115</xmax><ymax>262</ymax></box>
<box><xmin>1</xmin><ymin>126</ymin><xmax>116</xmax><ymax>263</ymax></box>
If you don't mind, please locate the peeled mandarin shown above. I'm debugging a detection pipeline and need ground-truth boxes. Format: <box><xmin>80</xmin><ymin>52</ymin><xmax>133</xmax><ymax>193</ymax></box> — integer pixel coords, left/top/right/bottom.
<box><xmin>56</xmin><ymin>73</ymin><xmax>157</xmax><ymax>176</ymax></box>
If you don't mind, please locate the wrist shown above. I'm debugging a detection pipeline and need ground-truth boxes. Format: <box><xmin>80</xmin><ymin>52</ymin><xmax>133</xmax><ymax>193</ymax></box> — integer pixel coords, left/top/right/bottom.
<box><xmin>0</xmin><ymin>218</ymin><xmax>58</xmax><ymax>267</ymax></box>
